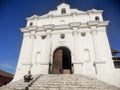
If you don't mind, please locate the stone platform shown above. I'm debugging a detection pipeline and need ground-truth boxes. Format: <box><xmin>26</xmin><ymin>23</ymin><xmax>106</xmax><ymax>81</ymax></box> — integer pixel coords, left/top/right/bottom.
<box><xmin>0</xmin><ymin>74</ymin><xmax>120</xmax><ymax>90</ymax></box>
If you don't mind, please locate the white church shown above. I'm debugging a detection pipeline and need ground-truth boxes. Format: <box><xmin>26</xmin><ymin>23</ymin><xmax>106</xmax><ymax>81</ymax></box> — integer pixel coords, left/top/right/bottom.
<box><xmin>13</xmin><ymin>3</ymin><xmax>120</xmax><ymax>87</ymax></box>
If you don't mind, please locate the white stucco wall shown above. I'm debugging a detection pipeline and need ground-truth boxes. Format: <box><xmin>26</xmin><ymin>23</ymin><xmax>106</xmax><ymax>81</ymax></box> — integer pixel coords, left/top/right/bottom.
<box><xmin>13</xmin><ymin>3</ymin><xmax>120</xmax><ymax>87</ymax></box>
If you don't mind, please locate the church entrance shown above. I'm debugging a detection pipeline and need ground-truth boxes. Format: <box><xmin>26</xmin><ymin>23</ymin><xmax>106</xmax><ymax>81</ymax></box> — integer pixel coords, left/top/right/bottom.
<box><xmin>51</xmin><ymin>47</ymin><xmax>72</xmax><ymax>74</ymax></box>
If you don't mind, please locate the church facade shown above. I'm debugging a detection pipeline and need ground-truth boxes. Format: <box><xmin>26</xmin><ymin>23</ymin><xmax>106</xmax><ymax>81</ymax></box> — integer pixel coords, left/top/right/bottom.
<box><xmin>13</xmin><ymin>3</ymin><xmax>119</xmax><ymax>87</ymax></box>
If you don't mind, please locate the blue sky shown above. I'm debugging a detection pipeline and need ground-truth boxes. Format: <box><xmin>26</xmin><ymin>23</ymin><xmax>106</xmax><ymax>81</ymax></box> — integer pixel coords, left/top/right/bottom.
<box><xmin>0</xmin><ymin>0</ymin><xmax>120</xmax><ymax>74</ymax></box>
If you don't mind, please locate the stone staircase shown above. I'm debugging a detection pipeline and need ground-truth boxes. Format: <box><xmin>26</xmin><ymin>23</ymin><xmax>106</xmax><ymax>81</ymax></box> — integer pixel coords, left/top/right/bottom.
<box><xmin>0</xmin><ymin>74</ymin><xmax>120</xmax><ymax>90</ymax></box>
<box><xmin>0</xmin><ymin>75</ymin><xmax>40</xmax><ymax>90</ymax></box>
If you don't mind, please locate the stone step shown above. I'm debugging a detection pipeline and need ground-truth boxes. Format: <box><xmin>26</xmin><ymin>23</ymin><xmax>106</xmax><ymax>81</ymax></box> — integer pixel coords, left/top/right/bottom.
<box><xmin>0</xmin><ymin>74</ymin><xmax>120</xmax><ymax>90</ymax></box>
<box><xmin>29</xmin><ymin>74</ymin><xmax>120</xmax><ymax>90</ymax></box>
<box><xmin>0</xmin><ymin>75</ymin><xmax>39</xmax><ymax>90</ymax></box>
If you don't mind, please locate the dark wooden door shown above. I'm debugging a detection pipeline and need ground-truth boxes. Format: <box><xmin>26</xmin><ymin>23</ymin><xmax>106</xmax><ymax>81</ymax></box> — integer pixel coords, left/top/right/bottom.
<box><xmin>52</xmin><ymin>49</ymin><xmax>63</xmax><ymax>74</ymax></box>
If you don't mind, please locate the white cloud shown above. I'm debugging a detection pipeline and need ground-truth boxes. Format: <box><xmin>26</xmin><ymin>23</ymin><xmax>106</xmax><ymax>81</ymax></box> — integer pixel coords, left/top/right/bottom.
<box><xmin>0</xmin><ymin>63</ymin><xmax>15</xmax><ymax>70</ymax></box>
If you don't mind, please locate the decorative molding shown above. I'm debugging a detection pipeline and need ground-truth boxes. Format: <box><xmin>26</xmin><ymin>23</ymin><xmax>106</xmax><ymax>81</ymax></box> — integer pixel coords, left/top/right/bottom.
<box><xmin>26</xmin><ymin>9</ymin><xmax>103</xmax><ymax>21</ymax></box>
<box><xmin>97</xmin><ymin>21</ymin><xmax>109</xmax><ymax>26</ymax></box>
<box><xmin>87</xmin><ymin>21</ymin><xmax>98</xmax><ymax>26</ymax></box>
<box><xmin>20</xmin><ymin>28</ymin><xmax>29</xmax><ymax>33</ymax></box>
<box><xmin>26</xmin><ymin>14</ymin><xmax>39</xmax><ymax>20</ymax></box>
<box><xmin>69</xmin><ymin>22</ymin><xmax>81</xmax><ymax>27</ymax></box>
<box><xmin>21</xmin><ymin>21</ymin><xmax>109</xmax><ymax>34</ymax></box>
<box><xmin>79</xmin><ymin>23</ymin><xmax>88</xmax><ymax>28</ymax></box>
<box><xmin>87</xmin><ymin>9</ymin><xmax>103</xmax><ymax>14</ymax></box>
<box><xmin>54</xmin><ymin>24</ymin><xmax>70</xmax><ymax>30</ymax></box>
<box><xmin>43</xmin><ymin>24</ymin><xmax>54</xmax><ymax>29</ymax></box>
<box><xmin>28</xmin><ymin>26</ymin><xmax>38</xmax><ymax>31</ymax></box>
<box><xmin>94</xmin><ymin>61</ymin><xmax>106</xmax><ymax>64</ymax></box>
<box><xmin>37</xmin><ymin>27</ymin><xmax>45</xmax><ymax>31</ymax></box>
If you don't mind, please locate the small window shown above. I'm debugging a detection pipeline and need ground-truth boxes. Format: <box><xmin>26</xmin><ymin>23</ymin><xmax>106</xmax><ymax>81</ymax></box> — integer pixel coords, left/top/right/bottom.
<box><xmin>61</xmin><ymin>8</ymin><xmax>66</xmax><ymax>14</ymax></box>
<box><xmin>41</xmin><ymin>35</ymin><xmax>46</xmax><ymax>39</ymax></box>
<box><xmin>29</xmin><ymin>22</ymin><xmax>33</xmax><ymax>26</ymax></box>
<box><xmin>60</xmin><ymin>34</ymin><xmax>65</xmax><ymax>39</ymax></box>
<box><xmin>81</xmin><ymin>32</ymin><xmax>86</xmax><ymax>37</ymax></box>
<box><xmin>95</xmin><ymin>16</ymin><xmax>99</xmax><ymax>21</ymax></box>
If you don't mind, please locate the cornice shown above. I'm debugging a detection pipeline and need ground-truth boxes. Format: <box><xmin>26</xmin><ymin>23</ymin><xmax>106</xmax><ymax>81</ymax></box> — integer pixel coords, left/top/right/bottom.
<box><xmin>37</xmin><ymin>27</ymin><xmax>45</xmax><ymax>31</ymax></box>
<box><xmin>88</xmin><ymin>21</ymin><xmax>109</xmax><ymax>27</ymax></box>
<box><xmin>26</xmin><ymin>15</ymin><xmax>39</xmax><ymax>20</ymax></box>
<box><xmin>69</xmin><ymin>22</ymin><xmax>81</xmax><ymax>27</ymax></box>
<box><xmin>26</xmin><ymin>9</ymin><xmax>103</xmax><ymax>21</ymax></box>
<box><xmin>28</xmin><ymin>26</ymin><xmax>38</xmax><ymax>31</ymax></box>
<box><xmin>43</xmin><ymin>24</ymin><xmax>54</xmax><ymax>29</ymax></box>
<box><xmin>26</xmin><ymin>12</ymin><xmax>87</xmax><ymax>20</ymax></box>
<box><xmin>20</xmin><ymin>28</ymin><xmax>29</xmax><ymax>33</ymax></box>
<box><xmin>54</xmin><ymin>24</ymin><xmax>70</xmax><ymax>30</ymax></box>
<box><xmin>79</xmin><ymin>23</ymin><xmax>88</xmax><ymax>28</ymax></box>
<box><xmin>97</xmin><ymin>21</ymin><xmax>109</xmax><ymax>26</ymax></box>
<box><xmin>87</xmin><ymin>9</ymin><xmax>103</xmax><ymax>14</ymax></box>
<box><xmin>20</xmin><ymin>21</ymin><xmax>109</xmax><ymax>33</ymax></box>
<box><xmin>87</xmin><ymin>21</ymin><xmax>98</xmax><ymax>26</ymax></box>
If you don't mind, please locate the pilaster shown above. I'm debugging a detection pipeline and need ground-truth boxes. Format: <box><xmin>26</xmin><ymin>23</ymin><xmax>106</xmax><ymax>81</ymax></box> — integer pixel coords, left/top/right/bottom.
<box><xmin>69</xmin><ymin>23</ymin><xmax>83</xmax><ymax>74</ymax></box>
<box><xmin>90</xmin><ymin>21</ymin><xmax>114</xmax><ymax>74</ymax></box>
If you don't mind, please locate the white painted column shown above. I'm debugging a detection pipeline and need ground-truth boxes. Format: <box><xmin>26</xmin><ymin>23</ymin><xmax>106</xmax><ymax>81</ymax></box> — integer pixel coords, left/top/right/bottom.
<box><xmin>72</xmin><ymin>28</ymin><xmax>83</xmax><ymax>74</ymax></box>
<box><xmin>100</xmin><ymin>32</ymin><xmax>114</xmax><ymax>74</ymax></box>
<box><xmin>91</xmin><ymin>30</ymin><xmax>100</xmax><ymax>74</ymax></box>
<box><xmin>41</xmin><ymin>31</ymin><xmax>52</xmax><ymax>74</ymax></box>
<box><xmin>91</xmin><ymin>27</ymin><xmax>114</xmax><ymax>74</ymax></box>
<box><xmin>28</xmin><ymin>31</ymin><xmax>36</xmax><ymax>70</ymax></box>
<box><xmin>14</xmin><ymin>31</ymin><xmax>35</xmax><ymax>81</ymax></box>
<box><xmin>69</xmin><ymin>22</ymin><xmax>82</xmax><ymax>74</ymax></box>
<box><xmin>31</xmin><ymin>32</ymin><xmax>42</xmax><ymax>75</ymax></box>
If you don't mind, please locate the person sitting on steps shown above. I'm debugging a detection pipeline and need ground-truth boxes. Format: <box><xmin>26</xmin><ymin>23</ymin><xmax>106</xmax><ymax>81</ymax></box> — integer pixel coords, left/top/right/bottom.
<box><xmin>24</xmin><ymin>71</ymin><xmax>33</xmax><ymax>82</ymax></box>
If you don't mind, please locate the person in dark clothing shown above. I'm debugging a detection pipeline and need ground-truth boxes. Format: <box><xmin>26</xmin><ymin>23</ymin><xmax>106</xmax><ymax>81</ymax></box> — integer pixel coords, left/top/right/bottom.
<box><xmin>24</xmin><ymin>71</ymin><xmax>33</xmax><ymax>82</ymax></box>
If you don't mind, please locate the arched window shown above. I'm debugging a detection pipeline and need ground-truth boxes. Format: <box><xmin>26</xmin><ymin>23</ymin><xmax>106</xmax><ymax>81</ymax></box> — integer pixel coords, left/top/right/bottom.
<box><xmin>29</xmin><ymin>22</ymin><xmax>33</xmax><ymax>26</ymax></box>
<box><xmin>61</xmin><ymin>8</ymin><xmax>66</xmax><ymax>14</ymax></box>
<box><xmin>95</xmin><ymin>16</ymin><xmax>99</xmax><ymax>21</ymax></box>
<box><xmin>60</xmin><ymin>34</ymin><xmax>65</xmax><ymax>39</ymax></box>
<box><xmin>81</xmin><ymin>32</ymin><xmax>86</xmax><ymax>37</ymax></box>
<box><xmin>41</xmin><ymin>35</ymin><xmax>46</xmax><ymax>39</ymax></box>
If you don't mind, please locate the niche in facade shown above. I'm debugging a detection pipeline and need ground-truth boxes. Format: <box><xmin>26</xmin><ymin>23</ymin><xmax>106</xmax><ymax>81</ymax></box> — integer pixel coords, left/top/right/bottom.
<box><xmin>60</xmin><ymin>34</ymin><xmax>65</xmax><ymax>39</ymax></box>
<box><xmin>81</xmin><ymin>32</ymin><xmax>86</xmax><ymax>37</ymax></box>
<box><xmin>41</xmin><ymin>35</ymin><xmax>46</xmax><ymax>39</ymax></box>
<box><xmin>61</xmin><ymin>8</ymin><xmax>66</xmax><ymax>14</ymax></box>
<box><xmin>29</xmin><ymin>22</ymin><xmax>33</xmax><ymax>26</ymax></box>
<box><xmin>95</xmin><ymin>16</ymin><xmax>99</xmax><ymax>21</ymax></box>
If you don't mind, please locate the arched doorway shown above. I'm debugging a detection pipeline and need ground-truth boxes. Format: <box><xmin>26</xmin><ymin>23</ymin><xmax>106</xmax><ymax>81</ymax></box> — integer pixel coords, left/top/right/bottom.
<box><xmin>51</xmin><ymin>47</ymin><xmax>72</xmax><ymax>74</ymax></box>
